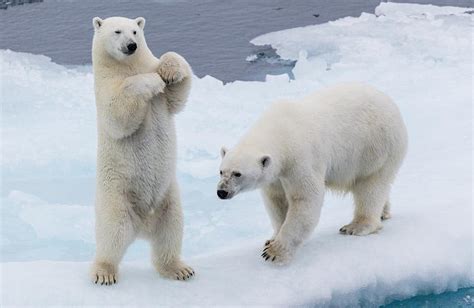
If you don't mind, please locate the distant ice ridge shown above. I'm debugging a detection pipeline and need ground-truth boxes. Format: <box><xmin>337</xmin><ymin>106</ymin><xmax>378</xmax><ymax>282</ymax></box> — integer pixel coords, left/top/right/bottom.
<box><xmin>246</xmin><ymin>54</ymin><xmax>258</xmax><ymax>62</ymax></box>
<box><xmin>245</xmin><ymin>46</ymin><xmax>296</xmax><ymax>66</ymax></box>
<box><xmin>1</xmin><ymin>2</ymin><xmax>473</xmax><ymax>306</ymax></box>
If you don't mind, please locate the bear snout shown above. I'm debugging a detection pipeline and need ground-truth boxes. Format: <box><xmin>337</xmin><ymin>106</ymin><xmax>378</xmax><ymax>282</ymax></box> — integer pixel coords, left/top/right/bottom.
<box><xmin>217</xmin><ymin>190</ymin><xmax>229</xmax><ymax>199</ymax></box>
<box><xmin>126</xmin><ymin>42</ymin><xmax>137</xmax><ymax>54</ymax></box>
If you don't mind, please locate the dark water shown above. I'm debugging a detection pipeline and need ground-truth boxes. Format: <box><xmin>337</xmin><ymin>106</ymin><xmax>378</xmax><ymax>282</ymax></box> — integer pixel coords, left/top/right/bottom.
<box><xmin>383</xmin><ymin>287</ymin><xmax>474</xmax><ymax>307</ymax></box>
<box><xmin>0</xmin><ymin>0</ymin><xmax>471</xmax><ymax>82</ymax></box>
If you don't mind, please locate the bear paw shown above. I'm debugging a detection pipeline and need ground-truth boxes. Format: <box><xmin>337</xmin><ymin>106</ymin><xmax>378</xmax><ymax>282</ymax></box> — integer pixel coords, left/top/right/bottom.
<box><xmin>157</xmin><ymin>260</ymin><xmax>195</xmax><ymax>281</ymax></box>
<box><xmin>339</xmin><ymin>220</ymin><xmax>382</xmax><ymax>236</ymax></box>
<box><xmin>261</xmin><ymin>239</ymin><xmax>293</xmax><ymax>265</ymax></box>
<box><xmin>157</xmin><ymin>52</ymin><xmax>188</xmax><ymax>85</ymax></box>
<box><xmin>91</xmin><ymin>261</ymin><xmax>117</xmax><ymax>286</ymax></box>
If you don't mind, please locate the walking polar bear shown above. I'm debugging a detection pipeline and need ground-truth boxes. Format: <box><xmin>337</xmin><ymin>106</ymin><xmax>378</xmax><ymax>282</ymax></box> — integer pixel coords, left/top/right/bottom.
<box><xmin>91</xmin><ymin>16</ymin><xmax>194</xmax><ymax>284</ymax></box>
<box><xmin>217</xmin><ymin>83</ymin><xmax>408</xmax><ymax>264</ymax></box>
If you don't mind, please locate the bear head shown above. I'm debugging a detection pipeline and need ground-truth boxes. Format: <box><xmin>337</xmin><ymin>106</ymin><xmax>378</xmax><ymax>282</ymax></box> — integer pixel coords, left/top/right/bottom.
<box><xmin>92</xmin><ymin>16</ymin><xmax>147</xmax><ymax>62</ymax></box>
<box><xmin>217</xmin><ymin>146</ymin><xmax>273</xmax><ymax>200</ymax></box>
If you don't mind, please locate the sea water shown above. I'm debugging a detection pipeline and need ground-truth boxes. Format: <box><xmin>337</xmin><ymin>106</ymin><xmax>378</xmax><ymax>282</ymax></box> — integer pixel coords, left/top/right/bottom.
<box><xmin>0</xmin><ymin>0</ymin><xmax>470</xmax><ymax>82</ymax></box>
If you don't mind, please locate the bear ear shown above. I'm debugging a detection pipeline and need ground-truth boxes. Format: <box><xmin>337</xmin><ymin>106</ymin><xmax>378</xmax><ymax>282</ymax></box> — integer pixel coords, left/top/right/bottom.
<box><xmin>220</xmin><ymin>146</ymin><xmax>228</xmax><ymax>158</ymax></box>
<box><xmin>260</xmin><ymin>155</ymin><xmax>271</xmax><ymax>168</ymax></box>
<box><xmin>92</xmin><ymin>17</ymin><xmax>103</xmax><ymax>31</ymax></box>
<box><xmin>135</xmin><ymin>17</ymin><xmax>146</xmax><ymax>29</ymax></box>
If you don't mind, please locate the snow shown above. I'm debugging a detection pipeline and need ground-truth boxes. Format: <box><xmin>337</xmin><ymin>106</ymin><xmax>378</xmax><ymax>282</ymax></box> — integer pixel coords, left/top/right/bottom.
<box><xmin>1</xmin><ymin>2</ymin><xmax>473</xmax><ymax>306</ymax></box>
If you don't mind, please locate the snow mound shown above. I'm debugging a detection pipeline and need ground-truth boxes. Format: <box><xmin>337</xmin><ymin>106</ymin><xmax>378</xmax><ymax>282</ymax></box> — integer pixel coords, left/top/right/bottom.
<box><xmin>1</xmin><ymin>2</ymin><xmax>473</xmax><ymax>306</ymax></box>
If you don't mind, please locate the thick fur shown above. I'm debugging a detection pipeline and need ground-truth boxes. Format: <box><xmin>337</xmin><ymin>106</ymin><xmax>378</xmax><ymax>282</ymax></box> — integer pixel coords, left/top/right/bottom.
<box><xmin>91</xmin><ymin>16</ymin><xmax>193</xmax><ymax>284</ymax></box>
<box><xmin>218</xmin><ymin>83</ymin><xmax>408</xmax><ymax>265</ymax></box>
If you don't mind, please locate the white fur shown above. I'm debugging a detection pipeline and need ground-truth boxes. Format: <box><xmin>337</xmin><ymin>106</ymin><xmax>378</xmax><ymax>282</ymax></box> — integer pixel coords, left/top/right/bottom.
<box><xmin>91</xmin><ymin>16</ymin><xmax>194</xmax><ymax>284</ymax></box>
<box><xmin>218</xmin><ymin>83</ymin><xmax>408</xmax><ymax>264</ymax></box>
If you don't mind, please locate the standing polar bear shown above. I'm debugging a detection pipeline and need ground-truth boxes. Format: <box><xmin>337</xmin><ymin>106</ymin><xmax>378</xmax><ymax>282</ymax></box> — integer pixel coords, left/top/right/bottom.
<box><xmin>91</xmin><ymin>16</ymin><xmax>194</xmax><ymax>284</ymax></box>
<box><xmin>217</xmin><ymin>83</ymin><xmax>408</xmax><ymax>264</ymax></box>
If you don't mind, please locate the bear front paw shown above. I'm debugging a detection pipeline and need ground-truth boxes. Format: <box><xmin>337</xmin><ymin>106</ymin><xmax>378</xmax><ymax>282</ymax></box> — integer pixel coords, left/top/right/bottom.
<box><xmin>157</xmin><ymin>260</ymin><xmax>195</xmax><ymax>281</ymax></box>
<box><xmin>157</xmin><ymin>52</ymin><xmax>189</xmax><ymax>85</ymax></box>
<box><xmin>261</xmin><ymin>239</ymin><xmax>293</xmax><ymax>265</ymax></box>
<box><xmin>91</xmin><ymin>261</ymin><xmax>118</xmax><ymax>286</ymax></box>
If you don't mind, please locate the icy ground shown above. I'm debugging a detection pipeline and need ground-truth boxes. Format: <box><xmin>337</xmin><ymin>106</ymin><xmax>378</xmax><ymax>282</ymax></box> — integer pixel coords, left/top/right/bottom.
<box><xmin>1</xmin><ymin>2</ymin><xmax>473</xmax><ymax>306</ymax></box>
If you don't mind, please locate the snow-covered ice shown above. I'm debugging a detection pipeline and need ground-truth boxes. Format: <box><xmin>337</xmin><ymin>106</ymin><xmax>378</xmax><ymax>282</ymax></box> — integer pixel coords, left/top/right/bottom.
<box><xmin>1</xmin><ymin>2</ymin><xmax>473</xmax><ymax>306</ymax></box>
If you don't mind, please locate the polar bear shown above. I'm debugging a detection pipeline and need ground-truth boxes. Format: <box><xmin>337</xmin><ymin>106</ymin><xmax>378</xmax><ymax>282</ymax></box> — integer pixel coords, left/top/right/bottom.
<box><xmin>91</xmin><ymin>16</ymin><xmax>194</xmax><ymax>284</ymax></box>
<box><xmin>217</xmin><ymin>83</ymin><xmax>408</xmax><ymax>264</ymax></box>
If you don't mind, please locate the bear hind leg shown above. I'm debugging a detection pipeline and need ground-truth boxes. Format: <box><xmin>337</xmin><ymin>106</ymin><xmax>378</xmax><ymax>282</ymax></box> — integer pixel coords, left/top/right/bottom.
<box><xmin>340</xmin><ymin>174</ymin><xmax>391</xmax><ymax>236</ymax></box>
<box><xmin>91</xmin><ymin>199</ymin><xmax>136</xmax><ymax>285</ymax></box>
<box><xmin>149</xmin><ymin>183</ymin><xmax>194</xmax><ymax>281</ymax></box>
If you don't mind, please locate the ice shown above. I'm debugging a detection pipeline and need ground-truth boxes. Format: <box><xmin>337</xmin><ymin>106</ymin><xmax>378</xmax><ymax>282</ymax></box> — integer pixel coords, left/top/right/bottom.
<box><xmin>374</xmin><ymin>2</ymin><xmax>472</xmax><ymax>17</ymax></box>
<box><xmin>1</xmin><ymin>2</ymin><xmax>473</xmax><ymax>306</ymax></box>
<box><xmin>246</xmin><ymin>54</ymin><xmax>258</xmax><ymax>62</ymax></box>
<box><xmin>8</xmin><ymin>190</ymin><xmax>93</xmax><ymax>242</ymax></box>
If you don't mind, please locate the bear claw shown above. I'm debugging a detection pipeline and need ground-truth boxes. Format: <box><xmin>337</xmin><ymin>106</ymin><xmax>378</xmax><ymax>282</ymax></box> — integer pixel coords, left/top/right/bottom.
<box><xmin>92</xmin><ymin>262</ymin><xmax>118</xmax><ymax>286</ymax></box>
<box><xmin>260</xmin><ymin>239</ymin><xmax>292</xmax><ymax>264</ymax></box>
<box><xmin>264</xmin><ymin>239</ymin><xmax>274</xmax><ymax>246</ymax></box>
<box><xmin>159</xmin><ymin>262</ymin><xmax>195</xmax><ymax>281</ymax></box>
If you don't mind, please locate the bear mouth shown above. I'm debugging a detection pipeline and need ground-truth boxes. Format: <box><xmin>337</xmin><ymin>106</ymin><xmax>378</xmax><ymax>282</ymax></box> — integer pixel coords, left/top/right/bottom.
<box><xmin>121</xmin><ymin>47</ymin><xmax>136</xmax><ymax>56</ymax></box>
<box><xmin>122</xmin><ymin>50</ymin><xmax>135</xmax><ymax>56</ymax></box>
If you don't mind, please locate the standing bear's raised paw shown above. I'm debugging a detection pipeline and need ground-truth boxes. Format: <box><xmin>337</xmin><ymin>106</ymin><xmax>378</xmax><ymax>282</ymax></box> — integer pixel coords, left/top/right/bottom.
<box><xmin>157</xmin><ymin>52</ymin><xmax>190</xmax><ymax>85</ymax></box>
<box><xmin>156</xmin><ymin>260</ymin><xmax>195</xmax><ymax>281</ymax></box>
<box><xmin>261</xmin><ymin>239</ymin><xmax>293</xmax><ymax>265</ymax></box>
<box><xmin>91</xmin><ymin>261</ymin><xmax>118</xmax><ymax>286</ymax></box>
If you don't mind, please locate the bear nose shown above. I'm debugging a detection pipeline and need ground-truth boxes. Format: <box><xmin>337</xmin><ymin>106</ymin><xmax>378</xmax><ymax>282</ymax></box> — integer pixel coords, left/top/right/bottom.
<box><xmin>127</xmin><ymin>43</ymin><xmax>137</xmax><ymax>52</ymax></box>
<box><xmin>217</xmin><ymin>190</ymin><xmax>229</xmax><ymax>199</ymax></box>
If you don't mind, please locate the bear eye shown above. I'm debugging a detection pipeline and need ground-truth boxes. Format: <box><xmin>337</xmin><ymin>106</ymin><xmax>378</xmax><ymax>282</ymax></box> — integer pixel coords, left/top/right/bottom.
<box><xmin>133</xmin><ymin>30</ymin><xmax>137</xmax><ymax>35</ymax></box>
<box><xmin>115</xmin><ymin>30</ymin><xmax>121</xmax><ymax>34</ymax></box>
<box><xmin>219</xmin><ymin>170</ymin><xmax>223</xmax><ymax>175</ymax></box>
<box><xmin>233</xmin><ymin>172</ymin><xmax>242</xmax><ymax>177</ymax></box>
